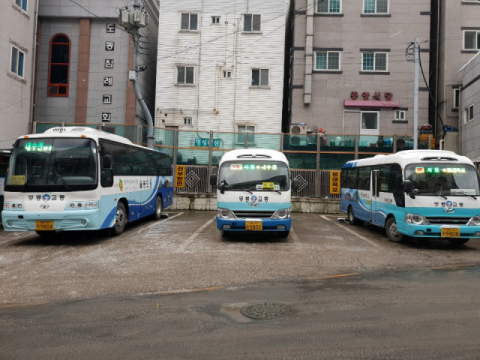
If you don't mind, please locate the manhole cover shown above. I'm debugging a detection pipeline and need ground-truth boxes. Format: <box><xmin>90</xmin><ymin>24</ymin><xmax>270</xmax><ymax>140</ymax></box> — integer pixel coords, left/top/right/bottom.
<box><xmin>240</xmin><ymin>302</ymin><xmax>290</xmax><ymax>320</ymax></box>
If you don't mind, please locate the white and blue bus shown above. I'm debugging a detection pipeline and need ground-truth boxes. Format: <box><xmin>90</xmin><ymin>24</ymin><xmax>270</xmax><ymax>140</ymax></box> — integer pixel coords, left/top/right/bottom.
<box><xmin>340</xmin><ymin>150</ymin><xmax>480</xmax><ymax>245</ymax></box>
<box><xmin>210</xmin><ymin>149</ymin><xmax>299</xmax><ymax>238</ymax></box>
<box><xmin>0</xmin><ymin>150</ymin><xmax>12</xmax><ymax>219</ymax></box>
<box><xmin>2</xmin><ymin>127</ymin><xmax>173</xmax><ymax>236</ymax></box>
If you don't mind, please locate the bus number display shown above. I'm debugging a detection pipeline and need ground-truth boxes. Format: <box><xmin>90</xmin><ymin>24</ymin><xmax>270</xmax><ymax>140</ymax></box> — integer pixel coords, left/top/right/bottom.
<box><xmin>230</xmin><ymin>164</ymin><xmax>278</xmax><ymax>171</ymax></box>
<box><xmin>24</xmin><ymin>142</ymin><xmax>53</xmax><ymax>152</ymax></box>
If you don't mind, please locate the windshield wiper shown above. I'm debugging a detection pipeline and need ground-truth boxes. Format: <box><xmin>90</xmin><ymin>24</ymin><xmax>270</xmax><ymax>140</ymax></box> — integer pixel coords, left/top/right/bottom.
<box><xmin>232</xmin><ymin>188</ymin><xmax>253</xmax><ymax>194</ymax></box>
<box><xmin>455</xmin><ymin>194</ymin><xmax>477</xmax><ymax>200</ymax></box>
<box><xmin>22</xmin><ymin>169</ymin><xmax>43</xmax><ymax>191</ymax></box>
<box><xmin>52</xmin><ymin>166</ymin><xmax>72</xmax><ymax>191</ymax></box>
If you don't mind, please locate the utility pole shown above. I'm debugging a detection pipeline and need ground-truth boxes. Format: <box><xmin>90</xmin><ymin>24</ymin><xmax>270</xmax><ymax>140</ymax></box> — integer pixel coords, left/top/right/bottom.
<box><xmin>119</xmin><ymin>0</ymin><xmax>155</xmax><ymax>149</ymax></box>
<box><xmin>413</xmin><ymin>38</ymin><xmax>420</xmax><ymax>150</ymax></box>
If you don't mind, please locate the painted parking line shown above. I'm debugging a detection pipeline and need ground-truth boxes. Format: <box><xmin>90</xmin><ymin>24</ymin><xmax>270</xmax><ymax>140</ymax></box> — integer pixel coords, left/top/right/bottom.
<box><xmin>308</xmin><ymin>273</ymin><xmax>360</xmax><ymax>281</ymax></box>
<box><xmin>174</xmin><ymin>217</ymin><xmax>216</xmax><ymax>253</ymax></box>
<box><xmin>320</xmin><ymin>215</ymin><xmax>380</xmax><ymax>248</ymax></box>
<box><xmin>137</xmin><ymin>212</ymin><xmax>185</xmax><ymax>234</ymax></box>
<box><xmin>290</xmin><ymin>227</ymin><xmax>300</xmax><ymax>243</ymax></box>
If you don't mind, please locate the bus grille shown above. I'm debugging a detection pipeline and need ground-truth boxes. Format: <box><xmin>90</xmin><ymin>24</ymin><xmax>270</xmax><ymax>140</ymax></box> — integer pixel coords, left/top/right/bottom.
<box><xmin>233</xmin><ymin>211</ymin><xmax>275</xmax><ymax>219</ymax></box>
<box><xmin>425</xmin><ymin>217</ymin><xmax>470</xmax><ymax>225</ymax></box>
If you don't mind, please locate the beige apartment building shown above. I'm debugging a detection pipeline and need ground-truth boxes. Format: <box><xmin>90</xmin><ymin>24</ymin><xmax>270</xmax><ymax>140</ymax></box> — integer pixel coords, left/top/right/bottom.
<box><xmin>0</xmin><ymin>0</ymin><xmax>39</xmax><ymax>147</ymax></box>
<box><xmin>288</xmin><ymin>0</ymin><xmax>431</xmax><ymax>138</ymax></box>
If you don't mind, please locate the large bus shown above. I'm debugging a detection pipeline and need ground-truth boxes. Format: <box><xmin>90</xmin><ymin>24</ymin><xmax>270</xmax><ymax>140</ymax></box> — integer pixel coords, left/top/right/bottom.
<box><xmin>210</xmin><ymin>149</ymin><xmax>299</xmax><ymax>238</ymax></box>
<box><xmin>340</xmin><ymin>150</ymin><xmax>480</xmax><ymax>245</ymax></box>
<box><xmin>0</xmin><ymin>150</ymin><xmax>12</xmax><ymax>220</ymax></box>
<box><xmin>2</xmin><ymin>127</ymin><xmax>173</xmax><ymax>236</ymax></box>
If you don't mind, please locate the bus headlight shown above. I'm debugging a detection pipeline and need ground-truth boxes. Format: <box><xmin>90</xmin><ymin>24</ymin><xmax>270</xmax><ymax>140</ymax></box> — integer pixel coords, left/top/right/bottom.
<box><xmin>65</xmin><ymin>201</ymin><xmax>98</xmax><ymax>210</ymax></box>
<box><xmin>272</xmin><ymin>208</ymin><xmax>291</xmax><ymax>219</ymax></box>
<box><xmin>405</xmin><ymin>213</ymin><xmax>429</xmax><ymax>225</ymax></box>
<box><xmin>3</xmin><ymin>202</ymin><xmax>24</xmax><ymax>211</ymax></box>
<box><xmin>467</xmin><ymin>216</ymin><xmax>480</xmax><ymax>226</ymax></box>
<box><xmin>217</xmin><ymin>208</ymin><xmax>235</xmax><ymax>219</ymax></box>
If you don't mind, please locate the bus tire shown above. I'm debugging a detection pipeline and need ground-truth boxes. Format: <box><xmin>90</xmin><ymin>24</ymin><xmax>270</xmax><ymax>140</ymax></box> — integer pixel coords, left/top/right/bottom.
<box><xmin>221</xmin><ymin>230</ymin><xmax>230</xmax><ymax>238</ymax></box>
<box><xmin>385</xmin><ymin>217</ymin><xmax>404</xmax><ymax>243</ymax></box>
<box><xmin>154</xmin><ymin>196</ymin><xmax>162</xmax><ymax>220</ymax></box>
<box><xmin>35</xmin><ymin>231</ymin><xmax>57</xmax><ymax>239</ymax></box>
<box><xmin>447</xmin><ymin>238</ymin><xmax>469</xmax><ymax>247</ymax></box>
<box><xmin>277</xmin><ymin>230</ymin><xmax>290</xmax><ymax>239</ymax></box>
<box><xmin>348</xmin><ymin>207</ymin><xmax>363</xmax><ymax>225</ymax></box>
<box><xmin>112</xmin><ymin>202</ymin><xmax>127</xmax><ymax>236</ymax></box>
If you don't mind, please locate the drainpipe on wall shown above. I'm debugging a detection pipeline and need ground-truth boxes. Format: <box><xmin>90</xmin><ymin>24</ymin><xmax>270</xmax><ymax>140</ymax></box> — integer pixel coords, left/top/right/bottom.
<box><xmin>304</xmin><ymin>0</ymin><xmax>314</xmax><ymax>104</ymax></box>
<box><xmin>28</xmin><ymin>0</ymin><xmax>40</xmax><ymax>134</ymax></box>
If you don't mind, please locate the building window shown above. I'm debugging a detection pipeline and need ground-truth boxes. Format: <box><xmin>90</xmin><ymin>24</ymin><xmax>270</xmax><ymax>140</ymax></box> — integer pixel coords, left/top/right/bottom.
<box><xmin>177</xmin><ymin>66</ymin><xmax>195</xmax><ymax>85</ymax></box>
<box><xmin>181</xmin><ymin>13</ymin><xmax>198</xmax><ymax>31</ymax></box>
<box><xmin>363</xmin><ymin>0</ymin><xmax>388</xmax><ymax>14</ymax></box>
<box><xmin>394</xmin><ymin>110</ymin><xmax>405</xmax><ymax>120</ymax></box>
<box><xmin>360</xmin><ymin>111</ymin><xmax>379</xmax><ymax>135</ymax></box>
<box><xmin>251</xmin><ymin>68</ymin><xmax>269</xmax><ymax>87</ymax></box>
<box><xmin>315</xmin><ymin>51</ymin><xmax>340</xmax><ymax>70</ymax></box>
<box><xmin>464</xmin><ymin>30</ymin><xmax>480</xmax><ymax>50</ymax></box>
<box><xmin>212</xmin><ymin>16</ymin><xmax>220</xmax><ymax>24</ymax></box>
<box><xmin>362</xmin><ymin>52</ymin><xmax>387</xmax><ymax>71</ymax></box>
<box><xmin>183</xmin><ymin>117</ymin><xmax>192</xmax><ymax>125</ymax></box>
<box><xmin>237</xmin><ymin>125</ymin><xmax>255</xmax><ymax>145</ymax></box>
<box><xmin>317</xmin><ymin>0</ymin><xmax>341</xmax><ymax>13</ymax></box>
<box><xmin>453</xmin><ymin>89</ymin><xmax>460</xmax><ymax>109</ymax></box>
<box><xmin>14</xmin><ymin>0</ymin><xmax>27</xmax><ymax>11</ymax></box>
<box><xmin>10</xmin><ymin>46</ymin><xmax>25</xmax><ymax>78</ymax></box>
<box><xmin>48</xmin><ymin>34</ymin><xmax>70</xmax><ymax>97</ymax></box>
<box><xmin>223</xmin><ymin>70</ymin><xmax>232</xmax><ymax>78</ymax></box>
<box><xmin>244</xmin><ymin>14</ymin><xmax>261</xmax><ymax>32</ymax></box>
<box><xmin>464</xmin><ymin>104</ymin><xmax>474</xmax><ymax>123</ymax></box>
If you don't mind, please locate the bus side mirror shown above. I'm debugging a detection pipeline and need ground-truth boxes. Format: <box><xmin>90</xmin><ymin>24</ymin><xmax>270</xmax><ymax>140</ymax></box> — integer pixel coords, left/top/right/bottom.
<box><xmin>292</xmin><ymin>179</ymin><xmax>300</xmax><ymax>191</ymax></box>
<box><xmin>210</xmin><ymin>174</ymin><xmax>217</xmax><ymax>186</ymax></box>
<box><xmin>102</xmin><ymin>155</ymin><xmax>112</xmax><ymax>169</ymax></box>
<box><xmin>404</xmin><ymin>180</ymin><xmax>412</xmax><ymax>193</ymax></box>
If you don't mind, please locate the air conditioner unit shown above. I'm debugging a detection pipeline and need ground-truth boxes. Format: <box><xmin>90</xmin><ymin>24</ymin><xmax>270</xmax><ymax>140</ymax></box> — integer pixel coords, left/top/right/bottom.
<box><xmin>290</xmin><ymin>124</ymin><xmax>307</xmax><ymax>146</ymax></box>
<box><xmin>290</xmin><ymin>124</ymin><xmax>307</xmax><ymax>135</ymax></box>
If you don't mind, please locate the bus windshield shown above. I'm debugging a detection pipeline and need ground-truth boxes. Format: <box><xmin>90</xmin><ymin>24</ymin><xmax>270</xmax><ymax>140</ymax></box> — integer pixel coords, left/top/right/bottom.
<box><xmin>219</xmin><ymin>161</ymin><xmax>290</xmax><ymax>191</ymax></box>
<box><xmin>5</xmin><ymin>138</ymin><xmax>97</xmax><ymax>192</ymax></box>
<box><xmin>405</xmin><ymin>163</ymin><xmax>480</xmax><ymax>196</ymax></box>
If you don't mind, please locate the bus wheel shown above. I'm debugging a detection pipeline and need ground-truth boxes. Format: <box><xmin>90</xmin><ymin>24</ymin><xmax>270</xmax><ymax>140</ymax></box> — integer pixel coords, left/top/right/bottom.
<box><xmin>154</xmin><ymin>196</ymin><xmax>162</xmax><ymax>220</ymax></box>
<box><xmin>277</xmin><ymin>230</ymin><xmax>290</xmax><ymax>239</ymax></box>
<box><xmin>35</xmin><ymin>231</ymin><xmax>57</xmax><ymax>239</ymax></box>
<box><xmin>112</xmin><ymin>202</ymin><xmax>127</xmax><ymax>236</ymax></box>
<box><xmin>221</xmin><ymin>230</ymin><xmax>230</xmax><ymax>238</ymax></box>
<box><xmin>385</xmin><ymin>217</ymin><xmax>404</xmax><ymax>243</ymax></box>
<box><xmin>448</xmin><ymin>239</ymin><xmax>469</xmax><ymax>247</ymax></box>
<box><xmin>348</xmin><ymin>207</ymin><xmax>363</xmax><ymax>225</ymax></box>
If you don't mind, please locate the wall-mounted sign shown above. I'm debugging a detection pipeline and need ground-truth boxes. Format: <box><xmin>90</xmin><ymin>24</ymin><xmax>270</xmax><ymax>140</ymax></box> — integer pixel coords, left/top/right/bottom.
<box><xmin>350</xmin><ymin>92</ymin><xmax>393</xmax><ymax>101</ymax></box>
<box><xmin>344</xmin><ymin>100</ymin><xmax>400</xmax><ymax>108</ymax></box>
<box><xmin>102</xmin><ymin>113</ymin><xmax>111</xmax><ymax>122</ymax></box>
<box><xmin>103</xmin><ymin>95</ymin><xmax>112</xmax><ymax>104</ymax></box>
<box><xmin>190</xmin><ymin>138</ymin><xmax>221</xmax><ymax>148</ymax></box>
<box><xmin>175</xmin><ymin>165</ymin><xmax>185</xmax><ymax>188</ymax></box>
<box><xmin>105</xmin><ymin>59</ymin><xmax>114</xmax><ymax>69</ymax></box>
<box><xmin>104</xmin><ymin>77</ymin><xmax>113</xmax><ymax>86</ymax></box>
<box><xmin>105</xmin><ymin>41</ymin><xmax>115</xmax><ymax>51</ymax></box>
<box><xmin>330</xmin><ymin>170</ymin><xmax>340</xmax><ymax>194</ymax></box>
<box><xmin>106</xmin><ymin>24</ymin><xmax>116</xmax><ymax>33</ymax></box>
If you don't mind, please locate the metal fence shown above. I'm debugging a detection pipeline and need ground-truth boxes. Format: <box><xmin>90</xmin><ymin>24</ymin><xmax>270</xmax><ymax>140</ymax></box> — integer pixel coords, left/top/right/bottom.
<box><xmin>34</xmin><ymin>122</ymin><xmax>429</xmax><ymax>199</ymax></box>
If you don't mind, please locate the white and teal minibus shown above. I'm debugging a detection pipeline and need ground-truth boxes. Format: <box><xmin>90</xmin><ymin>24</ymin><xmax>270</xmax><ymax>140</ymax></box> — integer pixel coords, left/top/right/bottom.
<box><xmin>2</xmin><ymin>127</ymin><xmax>173</xmax><ymax>236</ymax></box>
<box><xmin>340</xmin><ymin>150</ymin><xmax>480</xmax><ymax>245</ymax></box>
<box><xmin>210</xmin><ymin>149</ymin><xmax>299</xmax><ymax>238</ymax></box>
<box><xmin>0</xmin><ymin>150</ymin><xmax>11</xmax><ymax>220</ymax></box>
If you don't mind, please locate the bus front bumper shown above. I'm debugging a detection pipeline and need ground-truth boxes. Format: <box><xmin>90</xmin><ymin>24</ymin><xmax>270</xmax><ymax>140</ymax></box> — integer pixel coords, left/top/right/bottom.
<box><xmin>401</xmin><ymin>222</ymin><xmax>480</xmax><ymax>239</ymax></box>
<box><xmin>216</xmin><ymin>217</ymin><xmax>291</xmax><ymax>232</ymax></box>
<box><xmin>1</xmin><ymin>209</ymin><xmax>102</xmax><ymax>232</ymax></box>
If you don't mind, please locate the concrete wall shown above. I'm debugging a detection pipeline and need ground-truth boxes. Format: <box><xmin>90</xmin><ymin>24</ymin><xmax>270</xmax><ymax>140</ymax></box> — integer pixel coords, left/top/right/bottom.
<box><xmin>290</xmin><ymin>0</ymin><xmax>431</xmax><ymax>136</ymax></box>
<box><xmin>460</xmin><ymin>54</ymin><xmax>480</xmax><ymax>160</ymax></box>
<box><xmin>155</xmin><ymin>0</ymin><xmax>289</xmax><ymax>136</ymax></box>
<box><xmin>0</xmin><ymin>0</ymin><xmax>38</xmax><ymax>146</ymax></box>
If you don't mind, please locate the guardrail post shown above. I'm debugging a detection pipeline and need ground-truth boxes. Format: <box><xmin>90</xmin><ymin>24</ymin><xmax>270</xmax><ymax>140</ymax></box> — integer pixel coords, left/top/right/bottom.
<box><xmin>315</xmin><ymin>133</ymin><xmax>321</xmax><ymax>197</ymax></box>
<box><xmin>172</xmin><ymin>128</ymin><xmax>178</xmax><ymax>170</ymax></box>
<box><xmin>393</xmin><ymin>135</ymin><xmax>397</xmax><ymax>153</ymax></box>
<box><xmin>428</xmin><ymin>135</ymin><xmax>432</xmax><ymax>150</ymax></box>
<box><xmin>208</xmin><ymin>131</ymin><xmax>214</xmax><ymax>193</ymax></box>
<box><xmin>355</xmin><ymin>134</ymin><xmax>359</xmax><ymax>160</ymax></box>
<box><xmin>137</xmin><ymin>124</ymin><xmax>142</xmax><ymax>145</ymax></box>
<box><xmin>32</xmin><ymin>121</ymin><xmax>37</xmax><ymax>133</ymax></box>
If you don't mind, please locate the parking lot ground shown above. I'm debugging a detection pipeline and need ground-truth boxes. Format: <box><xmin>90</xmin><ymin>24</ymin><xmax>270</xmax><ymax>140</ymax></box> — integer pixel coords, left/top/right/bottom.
<box><xmin>1</xmin><ymin>211</ymin><xmax>480</xmax><ymax>305</ymax></box>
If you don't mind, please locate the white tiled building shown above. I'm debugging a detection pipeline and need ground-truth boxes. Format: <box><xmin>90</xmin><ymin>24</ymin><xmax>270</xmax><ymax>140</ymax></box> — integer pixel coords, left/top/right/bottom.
<box><xmin>155</xmin><ymin>0</ymin><xmax>290</xmax><ymax>144</ymax></box>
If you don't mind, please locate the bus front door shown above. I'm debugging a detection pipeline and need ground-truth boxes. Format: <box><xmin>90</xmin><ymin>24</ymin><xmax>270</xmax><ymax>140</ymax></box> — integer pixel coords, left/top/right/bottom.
<box><xmin>370</xmin><ymin>170</ymin><xmax>380</xmax><ymax>223</ymax></box>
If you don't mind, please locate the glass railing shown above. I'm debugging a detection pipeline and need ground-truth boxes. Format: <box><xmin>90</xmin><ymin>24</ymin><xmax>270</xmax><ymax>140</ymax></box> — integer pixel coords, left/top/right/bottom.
<box><xmin>358</xmin><ymin>135</ymin><xmax>394</xmax><ymax>153</ymax></box>
<box><xmin>321</xmin><ymin>135</ymin><xmax>356</xmax><ymax>152</ymax></box>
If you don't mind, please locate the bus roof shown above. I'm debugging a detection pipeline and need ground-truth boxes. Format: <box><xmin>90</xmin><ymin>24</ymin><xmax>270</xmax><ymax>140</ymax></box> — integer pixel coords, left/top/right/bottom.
<box><xmin>343</xmin><ymin>150</ymin><xmax>474</xmax><ymax>169</ymax></box>
<box><xmin>219</xmin><ymin>149</ymin><xmax>288</xmax><ymax>165</ymax></box>
<box><xmin>16</xmin><ymin>127</ymin><xmax>165</xmax><ymax>153</ymax></box>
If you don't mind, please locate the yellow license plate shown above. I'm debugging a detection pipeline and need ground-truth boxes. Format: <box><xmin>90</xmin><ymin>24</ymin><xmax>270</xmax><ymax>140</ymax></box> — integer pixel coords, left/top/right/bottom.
<box><xmin>35</xmin><ymin>221</ymin><xmax>54</xmax><ymax>231</ymax></box>
<box><xmin>245</xmin><ymin>221</ymin><xmax>262</xmax><ymax>231</ymax></box>
<box><xmin>441</xmin><ymin>228</ymin><xmax>460</xmax><ymax>238</ymax></box>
